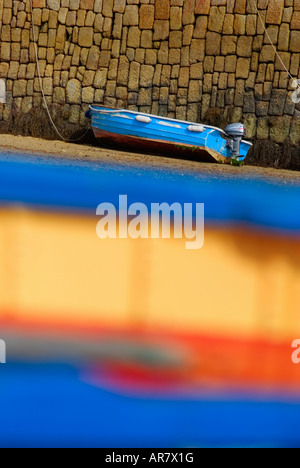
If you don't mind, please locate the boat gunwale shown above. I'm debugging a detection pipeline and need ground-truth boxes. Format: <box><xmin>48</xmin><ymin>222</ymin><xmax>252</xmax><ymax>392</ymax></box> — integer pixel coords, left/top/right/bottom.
<box><xmin>89</xmin><ymin>105</ymin><xmax>253</xmax><ymax>148</ymax></box>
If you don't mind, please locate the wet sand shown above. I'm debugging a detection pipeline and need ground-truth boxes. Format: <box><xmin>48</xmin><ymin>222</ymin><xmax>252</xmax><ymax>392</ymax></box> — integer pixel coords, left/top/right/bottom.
<box><xmin>1</xmin><ymin>133</ymin><xmax>300</xmax><ymax>185</ymax></box>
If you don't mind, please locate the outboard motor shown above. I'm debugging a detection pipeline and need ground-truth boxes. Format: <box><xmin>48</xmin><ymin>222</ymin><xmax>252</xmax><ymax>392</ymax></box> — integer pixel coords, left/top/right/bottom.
<box><xmin>224</xmin><ymin>123</ymin><xmax>246</xmax><ymax>159</ymax></box>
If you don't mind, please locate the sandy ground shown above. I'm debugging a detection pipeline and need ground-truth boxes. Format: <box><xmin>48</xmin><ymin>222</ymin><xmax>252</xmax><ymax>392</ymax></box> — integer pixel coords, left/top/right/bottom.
<box><xmin>1</xmin><ymin>133</ymin><xmax>300</xmax><ymax>185</ymax></box>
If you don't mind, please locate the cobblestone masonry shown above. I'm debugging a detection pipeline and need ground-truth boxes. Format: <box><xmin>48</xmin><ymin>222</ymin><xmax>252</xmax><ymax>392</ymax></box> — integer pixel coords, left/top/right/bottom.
<box><xmin>0</xmin><ymin>0</ymin><xmax>299</xmax><ymax>161</ymax></box>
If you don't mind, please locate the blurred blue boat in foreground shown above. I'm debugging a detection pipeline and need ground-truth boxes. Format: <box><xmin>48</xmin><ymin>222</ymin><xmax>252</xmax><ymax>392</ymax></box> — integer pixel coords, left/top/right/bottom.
<box><xmin>0</xmin><ymin>151</ymin><xmax>300</xmax><ymax>448</ymax></box>
<box><xmin>87</xmin><ymin>106</ymin><xmax>252</xmax><ymax>164</ymax></box>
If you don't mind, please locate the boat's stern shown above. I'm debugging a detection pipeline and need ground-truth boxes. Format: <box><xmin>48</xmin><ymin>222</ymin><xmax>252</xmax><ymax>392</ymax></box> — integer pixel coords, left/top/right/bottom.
<box><xmin>205</xmin><ymin>123</ymin><xmax>252</xmax><ymax>164</ymax></box>
<box><xmin>224</xmin><ymin>123</ymin><xmax>253</xmax><ymax>163</ymax></box>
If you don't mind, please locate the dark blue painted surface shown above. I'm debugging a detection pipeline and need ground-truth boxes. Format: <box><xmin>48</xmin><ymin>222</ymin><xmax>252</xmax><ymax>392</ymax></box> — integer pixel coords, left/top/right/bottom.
<box><xmin>0</xmin><ymin>151</ymin><xmax>299</xmax><ymax>234</ymax></box>
<box><xmin>0</xmin><ymin>362</ymin><xmax>300</xmax><ymax>448</ymax></box>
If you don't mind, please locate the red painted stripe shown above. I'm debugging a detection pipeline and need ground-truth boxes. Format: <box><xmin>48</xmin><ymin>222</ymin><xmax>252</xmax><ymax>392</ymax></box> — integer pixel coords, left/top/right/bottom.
<box><xmin>1</xmin><ymin>312</ymin><xmax>299</xmax><ymax>389</ymax></box>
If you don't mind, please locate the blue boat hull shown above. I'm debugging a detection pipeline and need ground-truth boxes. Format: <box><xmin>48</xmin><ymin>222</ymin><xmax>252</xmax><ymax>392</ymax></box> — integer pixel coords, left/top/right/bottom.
<box><xmin>88</xmin><ymin>106</ymin><xmax>252</xmax><ymax>164</ymax></box>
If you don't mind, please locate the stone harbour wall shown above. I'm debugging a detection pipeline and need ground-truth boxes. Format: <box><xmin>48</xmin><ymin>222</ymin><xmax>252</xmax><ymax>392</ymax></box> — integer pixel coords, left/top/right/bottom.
<box><xmin>0</xmin><ymin>0</ymin><xmax>300</xmax><ymax>167</ymax></box>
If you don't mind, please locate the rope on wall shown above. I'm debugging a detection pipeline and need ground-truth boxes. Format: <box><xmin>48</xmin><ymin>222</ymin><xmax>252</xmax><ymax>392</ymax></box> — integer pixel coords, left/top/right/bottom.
<box><xmin>251</xmin><ymin>0</ymin><xmax>300</xmax><ymax>93</ymax></box>
<box><xmin>29</xmin><ymin>0</ymin><xmax>299</xmax><ymax>139</ymax></box>
<box><xmin>30</xmin><ymin>0</ymin><xmax>91</xmax><ymax>142</ymax></box>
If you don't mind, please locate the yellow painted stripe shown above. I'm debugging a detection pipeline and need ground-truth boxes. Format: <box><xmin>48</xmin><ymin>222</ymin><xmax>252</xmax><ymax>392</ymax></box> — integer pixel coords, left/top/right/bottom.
<box><xmin>0</xmin><ymin>207</ymin><xmax>299</xmax><ymax>342</ymax></box>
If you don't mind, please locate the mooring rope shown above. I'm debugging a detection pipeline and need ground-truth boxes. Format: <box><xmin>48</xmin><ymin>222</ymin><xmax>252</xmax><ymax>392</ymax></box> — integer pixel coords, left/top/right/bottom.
<box><xmin>251</xmin><ymin>0</ymin><xmax>300</xmax><ymax>94</ymax></box>
<box><xmin>30</xmin><ymin>0</ymin><xmax>91</xmax><ymax>142</ymax></box>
